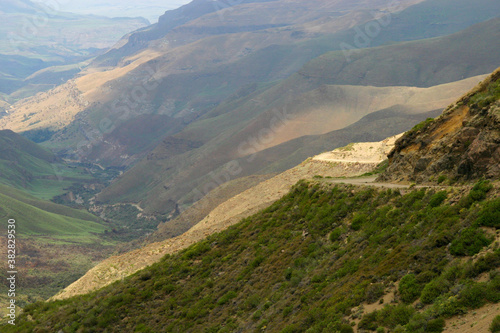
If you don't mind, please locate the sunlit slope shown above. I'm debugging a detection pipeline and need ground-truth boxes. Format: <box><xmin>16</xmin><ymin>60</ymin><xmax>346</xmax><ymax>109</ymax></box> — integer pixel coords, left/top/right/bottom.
<box><xmin>0</xmin><ymin>130</ymin><xmax>94</xmax><ymax>200</ymax></box>
<box><xmin>0</xmin><ymin>184</ymin><xmax>104</xmax><ymax>240</ymax></box>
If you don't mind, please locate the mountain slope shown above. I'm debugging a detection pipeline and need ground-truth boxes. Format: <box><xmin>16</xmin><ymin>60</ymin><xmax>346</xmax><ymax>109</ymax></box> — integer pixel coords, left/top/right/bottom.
<box><xmin>0</xmin><ymin>129</ymin><xmax>97</xmax><ymax>200</ymax></box>
<box><xmin>380</xmin><ymin>67</ymin><xmax>500</xmax><ymax>183</ymax></box>
<box><xmin>97</xmin><ymin>75</ymin><xmax>485</xmax><ymax>213</ymax></box>
<box><xmin>88</xmin><ymin>18</ymin><xmax>500</xmax><ymax>213</ymax></box>
<box><xmin>4</xmin><ymin>67</ymin><xmax>500</xmax><ymax>333</ymax></box>
<box><xmin>51</xmin><ymin>135</ymin><xmax>398</xmax><ymax>300</ymax></box>
<box><xmin>2</xmin><ymin>0</ymin><xmax>498</xmax><ymax>146</ymax></box>
<box><xmin>0</xmin><ymin>183</ymin><xmax>117</xmax><ymax>316</ymax></box>
<box><xmin>9</xmin><ymin>179</ymin><xmax>500</xmax><ymax>332</ymax></box>
<box><xmin>298</xmin><ymin>17</ymin><xmax>500</xmax><ymax>88</ymax></box>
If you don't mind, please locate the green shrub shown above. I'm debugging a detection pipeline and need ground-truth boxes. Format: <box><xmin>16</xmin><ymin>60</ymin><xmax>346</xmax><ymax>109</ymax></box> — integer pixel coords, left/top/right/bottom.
<box><xmin>375</xmin><ymin>304</ymin><xmax>415</xmax><ymax>329</ymax></box>
<box><xmin>429</xmin><ymin>191</ymin><xmax>447</xmax><ymax>208</ymax></box>
<box><xmin>490</xmin><ymin>315</ymin><xmax>500</xmax><ymax>333</ymax></box>
<box><xmin>421</xmin><ymin>279</ymin><xmax>449</xmax><ymax>304</ymax></box>
<box><xmin>426</xmin><ymin>318</ymin><xmax>446</xmax><ymax>332</ymax></box>
<box><xmin>252</xmin><ymin>310</ymin><xmax>263</xmax><ymax>321</ymax></box>
<box><xmin>470</xmin><ymin>80</ymin><xmax>500</xmax><ymax>108</ymax></box>
<box><xmin>449</xmin><ymin>227</ymin><xmax>493</xmax><ymax>256</ymax></box>
<box><xmin>217</xmin><ymin>291</ymin><xmax>237</xmax><ymax>305</ymax></box>
<box><xmin>359</xmin><ymin>311</ymin><xmax>378</xmax><ymax>331</ymax></box>
<box><xmin>330</xmin><ymin>227</ymin><xmax>344</xmax><ymax>242</ymax></box>
<box><xmin>351</xmin><ymin>214</ymin><xmax>367</xmax><ymax>231</ymax></box>
<box><xmin>469</xmin><ymin>180</ymin><xmax>493</xmax><ymax>202</ymax></box>
<box><xmin>460</xmin><ymin>180</ymin><xmax>493</xmax><ymax>208</ymax></box>
<box><xmin>399</xmin><ymin>274</ymin><xmax>422</xmax><ymax>303</ymax></box>
<box><xmin>459</xmin><ymin>282</ymin><xmax>487</xmax><ymax>309</ymax></box>
<box><xmin>283</xmin><ymin>306</ymin><xmax>293</xmax><ymax>317</ymax></box>
<box><xmin>339</xmin><ymin>324</ymin><xmax>354</xmax><ymax>333</ymax></box>
<box><xmin>365</xmin><ymin>283</ymin><xmax>385</xmax><ymax>304</ymax></box>
<box><xmin>485</xmin><ymin>274</ymin><xmax>500</xmax><ymax>303</ymax></box>
<box><xmin>406</xmin><ymin>314</ymin><xmax>445</xmax><ymax>333</ymax></box>
<box><xmin>411</xmin><ymin>118</ymin><xmax>434</xmax><ymax>133</ymax></box>
<box><xmin>477</xmin><ymin>199</ymin><xmax>500</xmax><ymax>228</ymax></box>
<box><xmin>437</xmin><ymin>175</ymin><xmax>447</xmax><ymax>184</ymax></box>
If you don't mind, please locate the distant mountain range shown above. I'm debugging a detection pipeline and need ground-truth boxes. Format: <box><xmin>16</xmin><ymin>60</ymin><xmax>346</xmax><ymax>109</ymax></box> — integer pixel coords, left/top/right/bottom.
<box><xmin>0</xmin><ymin>0</ymin><xmax>149</xmax><ymax>100</ymax></box>
<box><xmin>57</xmin><ymin>0</ymin><xmax>190</xmax><ymax>23</ymax></box>
<box><xmin>1</xmin><ymin>0</ymin><xmax>498</xmax><ymax>217</ymax></box>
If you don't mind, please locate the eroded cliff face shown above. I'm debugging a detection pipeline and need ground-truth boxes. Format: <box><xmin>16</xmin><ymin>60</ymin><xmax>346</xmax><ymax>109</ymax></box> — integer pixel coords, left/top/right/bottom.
<box><xmin>379</xmin><ymin>67</ymin><xmax>500</xmax><ymax>183</ymax></box>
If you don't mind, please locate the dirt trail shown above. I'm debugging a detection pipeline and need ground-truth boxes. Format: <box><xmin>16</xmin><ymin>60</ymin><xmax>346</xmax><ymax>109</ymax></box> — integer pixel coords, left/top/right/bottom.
<box><xmin>323</xmin><ymin>175</ymin><xmax>411</xmax><ymax>189</ymax></box>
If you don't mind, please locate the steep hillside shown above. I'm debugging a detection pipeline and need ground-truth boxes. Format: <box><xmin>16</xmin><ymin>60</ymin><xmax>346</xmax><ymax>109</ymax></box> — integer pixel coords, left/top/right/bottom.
<box><xmin>380</xmin><ymin>67</ymin><xmax>500</xmax><ymax>183</ymax></box>
<box><xmin>0</xmin><ymin>184</ymin><xmax>117</xmax><ymax>316</ymax></box>
<box><xmin>0</xmin><ymin>129</ymin><xmax>98</xmax><ymax>200</ymax></box>
<box><xmin>4</xmin><ymin>67</ymin><xmax>500</xmax><ymax>331</ymax></box>
<box><xmin>9</xmin><ymin>179</ymin><xmax>500</xmax><ymax>332</ymax></box>
<box><xmin>0</xmin><ymin>0</ymin><xmax>431</xmax><ymax>140</ymax></box>
<box><xmin>0</xmin><ymin>0</ymin><xmax>496</xmax><ymax>221</ymax></box>
<box><xmin>98</xmin><ymin>14</ymin><xmax>500</xmax><ymax>212</ymax></box>
<box><xmin>52</xmin><ymin>136</ymin><xmax>399</xmax><ymax>300</ymax></box>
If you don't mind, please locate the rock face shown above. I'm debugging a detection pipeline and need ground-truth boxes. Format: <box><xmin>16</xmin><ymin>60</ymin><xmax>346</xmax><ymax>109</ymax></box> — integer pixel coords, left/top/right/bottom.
<box><xmin>379</xmin><ymin>67</ymin><xmax>500</xmax><ymax>183</ymax></box>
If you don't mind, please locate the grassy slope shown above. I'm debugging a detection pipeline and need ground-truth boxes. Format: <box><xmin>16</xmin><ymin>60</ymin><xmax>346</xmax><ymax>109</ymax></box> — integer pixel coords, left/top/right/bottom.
<box><xmin>0</xmin><ymin>182</ymin><xmax>114</xmax><ymax>314</ymax></box>
<box><xmin>9</xmin><ymin>180</ymin><xmax>499</xmax><ymax>332</ymax></box>
<box><xmin>0</xmin><ymin>129</ymin><xmax>94</xmax><ymax>200</ymax></box>
<box><xmin>0</xmin><ymin>184</ymin><xmax>103</xmax><ymax>240</ymax></box>
<box><xmin>0</xmin><ymin>130</ymin><xmax>117</xmax><ymax>310</ymax></box>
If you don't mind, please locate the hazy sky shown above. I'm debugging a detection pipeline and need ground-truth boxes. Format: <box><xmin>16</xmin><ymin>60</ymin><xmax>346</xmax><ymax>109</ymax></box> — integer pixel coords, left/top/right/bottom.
<box><xmin>37</xmin><ymin>0</ymin><xmax>192</xmax><ymax>23</ymax></box>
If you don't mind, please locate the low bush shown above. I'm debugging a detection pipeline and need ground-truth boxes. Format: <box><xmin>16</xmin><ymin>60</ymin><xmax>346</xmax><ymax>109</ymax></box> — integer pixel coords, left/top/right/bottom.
<box><xmin>449</xmin><ymin>227</ymin><xmax>493</xmax><ymax>256</ymax></box>
<box><xmin>339</xmin><ymin>324</ymin><xmax>354</xmax><ymax>333</ymax></box>
<box><xmin>351</xmin><ymin>214</ymin><xmax>367</xmax><ymax>231</ymax></box>
<box><xmin>399</xmin><ymin>274</ymin><xmax>422</xmax><ymax>304</ymax></box>
<box><xmin>421</xmin><ymin>279</ymin><xmax>449</xmax><ymax>305</ymax></box>
<box><xmin>429</xmin><ymin>191</ymin><xmax>447</xmax><ymax>208</ymax></box>
<box><xmin>490</xmin><ymin>315</ymin><xmax>500</xmax><ymax>333</ymax></box>
<box><xmin>476</xmin><ymin>199</ymin><xmax>500</xmax><ymax>228</ymax></box>
<box><xmin>365</xmin><ymin>283</ymin><xmax>385</xmax><ymax>304</ymax></box>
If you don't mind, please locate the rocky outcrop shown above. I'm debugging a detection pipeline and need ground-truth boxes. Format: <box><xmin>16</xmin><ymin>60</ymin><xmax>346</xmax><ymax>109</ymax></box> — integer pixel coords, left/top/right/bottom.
<box><xmin>379</xmin><ymin>67</ymin><xmax>500</xmax><ymax>183</ymax></box>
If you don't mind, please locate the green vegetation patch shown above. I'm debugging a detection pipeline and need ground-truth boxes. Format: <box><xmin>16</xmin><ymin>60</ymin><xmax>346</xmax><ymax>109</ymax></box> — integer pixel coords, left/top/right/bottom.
<box><xmin>4</xmin><ymin>181</ymin><xmax>499</xmax><ymax>332</ymax></box>
<box><xmin>470</xmin><ymin>78</ymin><xmax>500</xmax><ymax>108</ymax></box>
